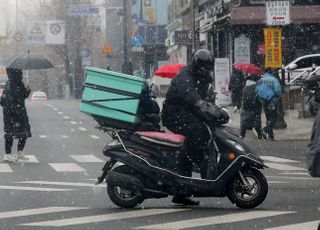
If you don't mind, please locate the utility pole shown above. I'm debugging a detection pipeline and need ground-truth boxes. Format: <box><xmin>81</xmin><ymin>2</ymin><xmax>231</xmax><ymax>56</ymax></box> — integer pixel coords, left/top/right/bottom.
<box><xmin>122</xmin><ymin>0</ymin><xmax>129</xmax><ymax>74</ymax></box>
<box><xmin>191</xmin><ymin>0</ymin><xmax>196</xmax><ymax>53</ymax></box>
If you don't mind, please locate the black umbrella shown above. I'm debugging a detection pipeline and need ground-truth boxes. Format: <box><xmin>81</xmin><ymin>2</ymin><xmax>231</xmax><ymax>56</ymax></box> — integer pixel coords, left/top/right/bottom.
<box><xmin>5</xmin><ymin>51</ymin><xmax>54</xmax><ymax>70</ymax></box>
<box><xmin>4</xmin><ymin>50</ymin><xmax>54</xmax><ymax>84</ymax></box>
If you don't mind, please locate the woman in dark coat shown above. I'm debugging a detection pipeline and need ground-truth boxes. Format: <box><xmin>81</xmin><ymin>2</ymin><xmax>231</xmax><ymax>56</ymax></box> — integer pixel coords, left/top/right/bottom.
<box><xmin>240</xmin><ymin>75</ymin><xmax>262</xmax><ymax>139</ymax></box>
<box><xmin>1</xmin><ymin>68</ymin><xmax>31</xmax><ymax>161</ymax></box>
<box><xmin>228</xmin><ymin>69</ymin><xmax>246</xmax><ymax>112</ymax></box>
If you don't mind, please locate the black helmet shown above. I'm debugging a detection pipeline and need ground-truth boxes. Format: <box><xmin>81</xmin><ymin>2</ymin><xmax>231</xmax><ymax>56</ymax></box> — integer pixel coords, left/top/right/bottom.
<box><xmin>192</xmin><ymin>49</ymin><xmax>214</xmax><ymax>71</ymax></box>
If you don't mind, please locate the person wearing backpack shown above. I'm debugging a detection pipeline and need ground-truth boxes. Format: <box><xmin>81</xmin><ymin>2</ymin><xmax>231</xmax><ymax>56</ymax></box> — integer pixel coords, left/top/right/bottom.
<box><xmin>256</xmin><ymin>68</ymin><xmax>282</xmax><ymax>140</ymax></box>
<box><xmin>239</xmin><ymin>75</ymin><xmax>262</xmax><ymax>139</ymax></box>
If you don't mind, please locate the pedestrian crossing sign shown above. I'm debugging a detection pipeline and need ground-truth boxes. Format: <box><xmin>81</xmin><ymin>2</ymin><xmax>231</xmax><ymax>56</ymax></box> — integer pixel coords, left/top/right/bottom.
<box><xmin>100</xmin><ymin>41</ymin><xmax>113</xmax><ymax>56</ymax></box>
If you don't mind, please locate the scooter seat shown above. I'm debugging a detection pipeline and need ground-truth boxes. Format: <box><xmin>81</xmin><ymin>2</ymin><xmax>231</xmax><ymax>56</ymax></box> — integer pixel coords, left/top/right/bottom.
<box><xmin>135</xmin><ymin>131</ymin><xmax>186</xmax><ymax>148</ymax></box>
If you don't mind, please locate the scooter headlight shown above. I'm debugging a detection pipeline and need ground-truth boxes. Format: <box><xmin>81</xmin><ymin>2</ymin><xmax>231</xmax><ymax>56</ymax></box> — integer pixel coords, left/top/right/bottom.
<box><xmin>226</xmin><ymin>140</ymin><xmax>245</xmax><ymax>152</ymax></box>
<box><xmin>234</xmin><ymin>143</ymin><xmax>245</xmax><ymax>152</ymax></box>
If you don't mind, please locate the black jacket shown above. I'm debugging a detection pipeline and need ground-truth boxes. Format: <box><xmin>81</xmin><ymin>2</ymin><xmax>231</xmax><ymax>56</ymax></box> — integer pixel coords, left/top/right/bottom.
<box><xmin>162</xmin><ymin>65</ymin><xmax>212</xmax><ymax>125</ymax></box>
<box><xmin>1</xmin><ymin>79</ymin><xmax>31</xmax><ymax>138</ymax></box>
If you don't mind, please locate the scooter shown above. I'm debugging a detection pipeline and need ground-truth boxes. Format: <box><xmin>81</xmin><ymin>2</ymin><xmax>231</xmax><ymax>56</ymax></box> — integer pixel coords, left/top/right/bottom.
<box><xmin>95</xmin><ymin>122</ymin><xmax>269</xmax><ymax>209</ymax></box>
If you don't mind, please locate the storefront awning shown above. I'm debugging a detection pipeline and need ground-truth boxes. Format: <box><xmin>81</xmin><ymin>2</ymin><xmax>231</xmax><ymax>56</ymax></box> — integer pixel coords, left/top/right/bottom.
<box><xmin>230</xmin><ymin>5</ymin><xmax>320</xmax><ymax>25</ymax></box>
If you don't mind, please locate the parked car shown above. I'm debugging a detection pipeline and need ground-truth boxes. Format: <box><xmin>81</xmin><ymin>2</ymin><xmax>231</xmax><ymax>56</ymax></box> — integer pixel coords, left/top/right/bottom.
<box><xmin>31</xmin><ymin>91</ymin><xmax>48</xmax><ymax>100</ymax></box>
<box><xmin>283</xmin><ymin>54</ymin><xmax>320</xmax><ymax>86</ymax></box>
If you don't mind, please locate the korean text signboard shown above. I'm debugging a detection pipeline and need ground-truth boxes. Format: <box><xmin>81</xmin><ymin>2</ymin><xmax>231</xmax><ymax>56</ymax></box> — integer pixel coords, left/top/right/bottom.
<box><xmin>214</xmin><ymin>58</ymin><xmax>231</xmax><ymax>106</ymax></box>
<box><xmin>234</xmin><ymin>34</ymin><xmax>251</xmax><ymax>64</ymax></box>
<box><xmin>264</xmin><ymin>28</ymin><xmax>282</xmax><ymax>68</ymax></box>
<box><xmin>266</xmin><ymin>1</ymin><xmax>290</xmax><ymax>26</ymax></box>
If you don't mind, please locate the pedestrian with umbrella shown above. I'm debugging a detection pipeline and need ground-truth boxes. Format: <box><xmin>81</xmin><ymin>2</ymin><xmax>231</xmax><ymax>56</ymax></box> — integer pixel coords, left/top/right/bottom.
<box><xmin>1</xmin><ymin>50</ymin><xmax>54</xmax><ymax>161</ymax></box>
<box><xmin>1</xmin><ymin>68</ymin><xmax>31</xmax><ymax>161</ymax></box>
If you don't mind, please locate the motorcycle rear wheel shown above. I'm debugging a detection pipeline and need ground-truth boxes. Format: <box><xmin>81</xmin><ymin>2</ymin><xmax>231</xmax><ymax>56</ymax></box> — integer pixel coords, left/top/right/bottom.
<box><xmin>107</xmin><ymin>165</ymin><xmax>145</xmax><ymax>208</ymax></box>
<box><xmin>227</xmin><ymin>167</ymin><xmax>268</xmax><ymax>209</ymax></box>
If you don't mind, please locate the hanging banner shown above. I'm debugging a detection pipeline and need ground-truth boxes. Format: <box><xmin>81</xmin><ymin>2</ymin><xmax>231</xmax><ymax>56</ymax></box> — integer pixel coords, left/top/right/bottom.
<box><xmin>264</xmin><ymin>28</ymin><xmax>282</xmax><ymax>68</ymax></box>
<box><xmin>215</xmin><ymin>58</ymin><xmax>231</xmax><ymax>106</ymax></box>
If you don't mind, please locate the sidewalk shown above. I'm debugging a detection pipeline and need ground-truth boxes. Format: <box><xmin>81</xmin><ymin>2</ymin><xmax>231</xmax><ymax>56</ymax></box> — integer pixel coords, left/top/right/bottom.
<box><xmin>156</xmin><ymin>98</ymin><xmax>313</xmax><ymax>141</ymax></box>
<box><xmin>227</xmin><ymin>107</ymin><xmax>313</xmax><ymax>141</ymax></box>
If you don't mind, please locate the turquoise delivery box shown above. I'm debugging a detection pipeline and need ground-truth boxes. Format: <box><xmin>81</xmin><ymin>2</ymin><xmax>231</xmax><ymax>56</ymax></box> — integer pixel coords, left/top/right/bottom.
<box><xmin>80</xmin><ymin>67</ymin><xmax>146</xmax><ymax>130</ymax></box>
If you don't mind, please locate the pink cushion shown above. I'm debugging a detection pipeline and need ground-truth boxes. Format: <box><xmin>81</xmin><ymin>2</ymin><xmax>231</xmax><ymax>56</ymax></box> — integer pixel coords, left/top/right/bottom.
<box><xmin>135</xmin><ymin>131</ymin><xmax>186</xmax><ymax>144</ymax></box>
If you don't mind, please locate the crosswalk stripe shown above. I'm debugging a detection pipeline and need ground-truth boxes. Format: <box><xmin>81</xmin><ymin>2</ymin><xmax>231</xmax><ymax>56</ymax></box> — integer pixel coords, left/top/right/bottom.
<box><xmin>267</xmin><ymin>176</ymin><xmax>316</xmax><ymax>180</ymax></box>
<box><xmin>265</xmin><ymin>163</ymin><xmax>306</xmax><ymax>171</ymax></box>
<box><xmin>61</xmin><ymin>135</ymin><xmax>69</xmax><ymax>138</ymax></box>
<box><xmin>39</xmin><ymin>135</ymin><xmax>47</xmax><ymax>138</ymax></box>
<box><xmin>264</xmin><ymin>220</ymin><xmax>320</xmax><ymax>230</ymax></box>
<box><xmin>49</xmin><ymin>163</ymin><xmax>85</xmax><ymax>172</ymax></box>
<box><xmin>261</xmin><ymin>156</ymin><xmax>300</xmax><ymax>163</ymax></box>
<box><xmin>0</xmin><ymin>163</ymin><xmax>13</xmax><ymax>172</ymax></box>
<box><xmin>58</xmin><ymin>111</ymin><xmax>63</xmax><ymax>115</ymax></box>
<box><xmin>70</xmin><ymin>121</ymin><xmax>77</xmax><ymax>125</ymax></box>
<box><xmin>89</xmin><ymin>135</ymin><xmax>100</xmax><ymax>139</ymax></box>
<box><xmin>134</xmin><ymin>211</ymin><xmax>295</xmax><ymax>230</ymax></box>
<box><xmin>70</xmin><ymin>154</ymin><xmax>104</xmax><ymax>163</ymax></box>
<box><xmin>20</xmin><ymin>208</ymin><xmax>188</xmax><ymax>227</ymax></box>
<box><xmin>17</xmin><ymin>155</ymin><xmax>39</xmax><ymax>163</ymax></box>
<box><xmin>0</xmin><ymin>207</ymin><xmax>86</xmax><ymax>219</ymax></box>
<box><xmin>78</xmin><ymin>127</ymin><xmax>87</xmax><ymax>131</ymax></box>
<box><xmin>0</xmin><ymin>185</ymin><xmax>73</xmax><ymax>192</ymax></box>
<box><xmin>63</xmin><ymin>115</ymin><xmax>70</xmax><ymax>119</ymax></box>
<box><xmin>17</xmin><ymin>181</ymin><xmax>105</xmax><ymax>188</ymax></box>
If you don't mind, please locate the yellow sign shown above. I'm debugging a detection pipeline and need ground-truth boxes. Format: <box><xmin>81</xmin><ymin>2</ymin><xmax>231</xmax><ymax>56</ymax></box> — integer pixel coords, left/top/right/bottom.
<box><xmin>264</xmin><ymin>28</ymin><xmax>282</xmax><ymax>68</ymax></box>
<box><xmin>100</xmin><ymin>41</ymin><xmax>113</xmax><ymax>55</ymax></box>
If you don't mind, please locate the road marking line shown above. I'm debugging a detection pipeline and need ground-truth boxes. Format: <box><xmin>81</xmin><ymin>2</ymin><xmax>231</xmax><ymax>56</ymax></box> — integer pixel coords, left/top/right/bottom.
<box><xmin>61</xmin><ymin>135</ymin><xmax>69</xmax><ymax>138</ymax></box>
<box><xmin>279</xmin><ymin>172</ymin><xmax>309</xmax><ymax>175</ymax></box>
<box><xmin>53</xmin><ymin>108</ymin><xmax>58</xmax><ymax>111</ymax></box>
<box><xmin>78</xmin><ymin>127</ymin><xmax>87</xmax><ymax>131</ymax></box>
<box><xmin>261</xmin><ymin>156</ymin><xmax>300</xmax><ymax>163</ymax></box>
<box><xmin>17</xmin><ymin>155</ymin><xmax>39</xmax><ymax>163</ymax></box>
<box><xmin>267</xmin><ymin>176</ymin><xmax>316</xmax><ymax>180</ymax></box>
<box><xmin>58</xmin><ymin>111</ymin><xmax>63</xmax><ymax>115</ymax></box>
<box><xmin>17</xmin><ymin>181</ymin><xmax>104</xmax><ymax>188</ymax></box>
<box><xmin>0</xmin><ymin>207</ymin><xmax>86</xmax><ymax>219</ymax></box>
<box><xmin>0</xmin><ymin>164</ymin><xmax>12</xmax><ymax>172</ymax></box>
<box><xmin>265</xmin><ymin>163</ymin><xmax>306</xmax><ymax>171</ymax></box>
<box><xmin>264</xmin><ymin>220</ymin><xmax>320</xmax><ymax>230</ymax></box>
<box><xmin>134</xmin><ymin>211</ymin><xmax>295</xmax><ymax>230</ymax></box>
<box><xmin>20</xmin><ymin>208</ymin><xmax>188</xmax><ymax>227</ymax></box>
<box><xmin>89</xmin><ymin>135</ymin><xmax>100</xmax><ymax>139</ymax></box>
<box><xmin>70</xmin><ymin>121</ymin><xmax>77</xmax><ymax>125</ymax></box>
<box><xmin>0</xmin><ymin>185</ymin><xmax>72</xmax><ymax>192</ymax></box>
<box><xmin>39</xmin><ymin>135</ymin><xmax>47</xmax><ymax>138</ymax></box>
<box><xmin>49</xmin><ymin>163</ymin><xmax>85</xmax><ymax>172</ymax></box>
<box><xmin>70</xmin><ymin>155</ymin><xmax>104</xmax><ymax>163</ymax></box>
<box><xmin>63</xmin><ymin>115</ymin><xmax>70</xmax><ymax>119</ymax></box>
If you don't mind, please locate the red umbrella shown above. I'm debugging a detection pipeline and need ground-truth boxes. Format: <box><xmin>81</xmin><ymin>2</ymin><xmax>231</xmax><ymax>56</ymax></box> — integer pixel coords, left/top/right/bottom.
<box><xmin>233</xmin><ymin>63</ymin><xmax>263</xmax><ymax>76</ymax></box>
<box><xmin>154</xmin><ymin>63</ymin><xmax>185</xmax><ymax>79</ymax></box>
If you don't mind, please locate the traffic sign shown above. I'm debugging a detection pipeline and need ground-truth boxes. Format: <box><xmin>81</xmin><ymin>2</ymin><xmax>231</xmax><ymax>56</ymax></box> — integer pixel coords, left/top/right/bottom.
<box><xmin>13</xmin><ymin>32</ymin><xmax>23</xmax><ymax>41</ymax></box>
<box><xmin>81</xmin><ymin>48</ymin><xmax>91</xmax><ymax>58</ymax></box>
<box><xmin>100</xmin><ymin>41</ymin><xmax>113</xmax><ymax>56</ymax></box>
<box><xmin>266</xmin><ymin>1</ymin><xmax>290</xmax><ymax>26</ymax></box>
<box><xmin>68</xmin><ymin>6</ymin><xmax>99</xmax><ymax>16</ymax></box>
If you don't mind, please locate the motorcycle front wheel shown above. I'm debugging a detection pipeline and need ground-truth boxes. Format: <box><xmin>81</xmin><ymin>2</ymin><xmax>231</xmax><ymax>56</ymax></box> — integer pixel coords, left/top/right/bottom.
<box><xmin>107</xmin><ymin>165</ymin><xmax>145</xmax><ymax>208</ymax></box>
<box><xmin>227</xmin><ymin>167</ymin><xmax>268</xmax><ymax>209</ymax></box>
